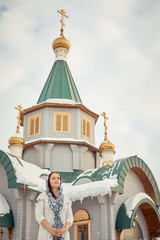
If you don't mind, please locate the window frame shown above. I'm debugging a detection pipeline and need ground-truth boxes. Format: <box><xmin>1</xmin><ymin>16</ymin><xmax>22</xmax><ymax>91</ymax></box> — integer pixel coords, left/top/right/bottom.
<box><xmin>28</xmin><ymin>114</ymin><xmax>41</xmax><ymax>138</ymax></box>
<box><xmin>53</xmin><ymin>112</ymin><xmax>71</xmax><ymax>134</ymax></box>
<box><xmin>73</xmin><ymin>210</ymin><xmax>93</xmax><ymax>240</ymax></box>
<box><xmin>81</xmin><ymin>116</ymin><xmax>92</xmax><ymax>141</ymax></box>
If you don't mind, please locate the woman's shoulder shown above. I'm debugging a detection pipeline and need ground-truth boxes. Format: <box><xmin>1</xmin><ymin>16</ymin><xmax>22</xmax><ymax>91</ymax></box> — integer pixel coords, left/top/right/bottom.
<box><xmin>37</xmin><ymin>191</ymin><xmax>48</xmax><ymax>200</ymax></box>
<box><xmin>63</xmin><ymin>194</ymin><xmax>72</xmax><ymax>204</ymax></box>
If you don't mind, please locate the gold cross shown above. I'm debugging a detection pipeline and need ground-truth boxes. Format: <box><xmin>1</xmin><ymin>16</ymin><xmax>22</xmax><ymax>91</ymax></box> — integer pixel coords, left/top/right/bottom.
<box><xmin>101</xmin><ymin>112</ymin><xmax>108</xmax><ymax>141</ymax></box>
<box><xmin>57</xmin><ymin>9</ymin><xmax>69</xmax><ymax>37</ymax></box>
<box><xmin>15</xmin><ymin>105</ymin><xmax>24</xmax><ymax>134</ymax></box>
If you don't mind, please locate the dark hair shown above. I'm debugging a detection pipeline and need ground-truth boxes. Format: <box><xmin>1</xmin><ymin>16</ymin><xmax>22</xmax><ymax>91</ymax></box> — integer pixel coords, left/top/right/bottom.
<box><xmin>48</xmin><ymin>172</ymin><xmax>61</xmax><ymax>200</ymax></box>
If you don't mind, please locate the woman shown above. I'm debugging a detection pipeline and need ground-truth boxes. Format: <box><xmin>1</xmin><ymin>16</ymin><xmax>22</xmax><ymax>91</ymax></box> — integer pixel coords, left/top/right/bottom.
<box><xmin>35</xmin><ymin>172</ymin><xmax>73</xmax><ymax>240</ymax></box>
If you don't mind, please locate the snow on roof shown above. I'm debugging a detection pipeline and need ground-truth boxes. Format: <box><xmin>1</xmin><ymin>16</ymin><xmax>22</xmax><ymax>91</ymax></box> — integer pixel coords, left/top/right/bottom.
<box><xmin>25</xmin><ymin>137</ymin><xmax>85</xmax><ymax>145</ymax></box>
<box><xmin>63</xmin><ymin>179</ymin><xmax>117</xmax><ymax>202</ymax></box>
<box><xmin>124</xmin><ymin>192</ymin><xmax>154</xmax><ymax>218</ymax></box>
<box><xmin>76</xmin><ymin>168</ymin><xmax>99</xmax><ymax>178</ymax></box>
<box><xmin>25</xmin><ymin>137</ymin><xmax>98</xmax><ymax>150</ymax></box>
<box><xmin>45</xmin><ymin>99</ymin><xmax>79</xmax><ymax>105</ymax></box>
<box><xmin>25</xmin><ymin>137</ymin><xmax>86</xmax><ymax>143</ymax></box>
<box><xmin>6</xmin><ymin>152</ymin><xmax>50</xmax><ymax>192</ymax></box>
<box><xmin>5</xmin><ymin>152</ymin><xmax>118</xmax><ymax>201</ymax></box>
<box><xmin>28</xmin><ymin>179</ymin><xmax>117</xmax><ymax>201</ymax></box>
<box><xmin>24</xmin><ymin>98</ymin><xmax>82</xmax><ymax>111</ymax></box>
<box><xmin>73</xmin><ymin>160</ymin><xmax>122</xmax><ymax>181</ymax></box>
<box><xmin>0</xmin><ymin>193</ymin><xmax>10</xmax><ymax>216</ymax></box>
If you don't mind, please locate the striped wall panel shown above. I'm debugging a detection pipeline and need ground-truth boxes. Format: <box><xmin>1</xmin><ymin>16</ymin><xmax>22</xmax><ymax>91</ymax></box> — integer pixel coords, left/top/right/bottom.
<box><xmin>70</xmin><ymin>197</ymin><xmax>101</xmax><ymax>240</ymax></box>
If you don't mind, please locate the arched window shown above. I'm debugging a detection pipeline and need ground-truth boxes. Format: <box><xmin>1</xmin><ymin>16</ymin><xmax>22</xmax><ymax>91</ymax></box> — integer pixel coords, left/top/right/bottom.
<box><xmin>73</xmin><ymin>209</ymin><xmax>93</xmax><ymax>240</ymax></box>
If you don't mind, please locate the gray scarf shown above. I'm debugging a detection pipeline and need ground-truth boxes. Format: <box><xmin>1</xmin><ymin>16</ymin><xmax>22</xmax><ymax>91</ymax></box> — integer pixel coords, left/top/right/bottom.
<box><xmin>46</xmin><ymin>178</ymin><xmax>64</xmax><ymax>240</ymax></box>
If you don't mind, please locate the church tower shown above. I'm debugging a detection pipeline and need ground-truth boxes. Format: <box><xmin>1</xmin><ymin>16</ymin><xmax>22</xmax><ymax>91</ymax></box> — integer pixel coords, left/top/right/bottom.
<box><xmin>22</xmin><ymin>10</ymin><xmax>100</xmax><ymax>174</ymax></box>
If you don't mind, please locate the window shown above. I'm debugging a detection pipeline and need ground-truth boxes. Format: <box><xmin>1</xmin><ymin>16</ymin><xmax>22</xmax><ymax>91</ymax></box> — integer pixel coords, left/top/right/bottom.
<box><xmin>82</xmin><ymin>116</ymin><xmax>92</xmax><ymax>140</ymax></box>
<box><xmin>73</xmin><ymin>210</ymin><xmax>93</xmax><ymax>240</ymax></box>
<box><xmin>28</xmin><ymin>114</ymin><xmax>41</xmax><ymax>137</ymax></box>
<box><xmin>54</xmin><ymin>112</ymin><xmax>71</xmax><ymax>133</ymax></box>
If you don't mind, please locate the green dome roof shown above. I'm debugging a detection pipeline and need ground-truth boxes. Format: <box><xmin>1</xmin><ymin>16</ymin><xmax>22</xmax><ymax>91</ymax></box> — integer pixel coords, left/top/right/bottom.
<box><xmin>37</xmin><ymin>60</ymin><xmax>82</xmax><ymax>104</ymax></box>
<box><xmin>0</xmin><ymin>193</ymin><xmax>14</xmax><ymax>228</ymax></box>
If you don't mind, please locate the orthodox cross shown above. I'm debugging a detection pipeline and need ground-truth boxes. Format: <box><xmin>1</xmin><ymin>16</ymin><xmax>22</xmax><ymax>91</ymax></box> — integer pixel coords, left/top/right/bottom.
<box><xmin>101</xmin><ymin>112</ymin><xmax>108</xmax><ymax>141</ymax></box>
<box><xmin>15</xmin><ymin>105</ymin><xmax>24</xmax><ymax>134</ymax></box>
<box><xmin>57</xmin><ymin>9</ymin><xmax>69</xmax><ymax>37</ymax></box>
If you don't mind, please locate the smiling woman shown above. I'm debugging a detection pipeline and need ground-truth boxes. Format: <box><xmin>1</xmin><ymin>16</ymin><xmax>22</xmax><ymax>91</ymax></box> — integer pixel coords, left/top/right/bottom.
<box><xmin>35</xmin><ymin>172</ymin><xmax>73</xmax><ymax>240</ymax></box>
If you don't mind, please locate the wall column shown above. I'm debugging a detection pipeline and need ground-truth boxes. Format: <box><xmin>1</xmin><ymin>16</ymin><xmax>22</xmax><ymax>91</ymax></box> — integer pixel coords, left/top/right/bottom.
<box><xmin>97</xmin><ymin>195</ymin><xmax>108</xmax><ymax>240</ymax></box>
<box><xmin>110</xmin><ymin>193</ymin><xmax>118</xmax><ymax>240</ymax></box>
<box><xmin>34</xmin><ymin>144</ymin><xmax>44</xmax><ymax>168</ymax></box>
<box><xmin>45</xmin><ymin>143</ymin><xmax>54</xmax><ymax>169</ymax></box>
<box><xmin>25</xmin><ymin>191</ymin><xmax>37</xmax><ymax>240</ymax></box>
<box><xmin>80</xmin><ymin>146</ymin><xmax>88</xmax><ymax>170</ymax></box>
<box><xmin>70</xmin><ymin>145</ymin><xmax>78</xmax><ymax>169</ymax></box>
<box><xmin>96</xmin><ymin>152</ymin><xmax>101</xmax><ymax>168</ymax></box>
<box><xmin>14</xmin><ymin>189</ymin><xmax>25</xmax><ymax>240</ymax></box>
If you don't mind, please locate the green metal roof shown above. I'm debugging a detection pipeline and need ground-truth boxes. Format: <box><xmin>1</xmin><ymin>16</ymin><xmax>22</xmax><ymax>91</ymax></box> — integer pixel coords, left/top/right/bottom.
<box><xmin>116</xmin><ymin>197</ymin><xmax>160</xmax><ymax>230</ymax></box>
<box><xmin>37</xmin><ymin>60</ymin><xmax>82</xmax><ymax>104</ymax></box>
<box><xmin>59</xmin><ymin>170</ymin><xmax>83</xmax><ymax>183</ymax></box>
<box><xmin>0</xmin><ymin>210</ymin><xmax>14</xmax><ymax>228</ymax></box>
<box><xmin>0</xmin><ymin>150</ymin><xmax>24</xmax><ymax>189</ymax></box>
<box><xmin>71</xmin><ymin>155</ymin><xmax>160</xmax><ymax>205</ymax></box>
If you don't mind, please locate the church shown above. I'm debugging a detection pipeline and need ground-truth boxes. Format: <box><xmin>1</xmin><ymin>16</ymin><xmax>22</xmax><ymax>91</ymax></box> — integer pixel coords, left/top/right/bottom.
<box><xmin>0</xmin><ymin>10</ymin><xmax>160</xmax><ymax>240</ymax></box>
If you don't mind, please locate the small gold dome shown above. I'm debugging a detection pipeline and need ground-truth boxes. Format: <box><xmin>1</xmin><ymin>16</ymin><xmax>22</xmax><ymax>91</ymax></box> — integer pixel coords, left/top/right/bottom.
<box><xmin>99</xmin><ymin>140</ymin><xmax>115</xmax><ymax>152</ymax></box>
<box><xmin>52</xmin><ymin>37</ymin><xmax>71</xmax><ymax>51</ymax></box>
<box><xmin>9</xmin><ymin>136</ymin><xmax>25</xmax><ymax>147</ymax></box>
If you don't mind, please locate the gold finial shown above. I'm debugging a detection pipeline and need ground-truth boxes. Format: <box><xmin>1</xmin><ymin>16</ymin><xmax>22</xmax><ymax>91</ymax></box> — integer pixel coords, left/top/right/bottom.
<box><xmin>57</xmin><ymin>9</ymin><xmax>69</xmax><ymax>37</ymax></box>
<box><xmin>101</xmin><ymin>112</ymin><xmax>108</xmax><ymax>141</ymax></box>
<box><xmin>15</xmin><ymin>105</ymin><xmax>24</xmax><ymax>134</ymax></box>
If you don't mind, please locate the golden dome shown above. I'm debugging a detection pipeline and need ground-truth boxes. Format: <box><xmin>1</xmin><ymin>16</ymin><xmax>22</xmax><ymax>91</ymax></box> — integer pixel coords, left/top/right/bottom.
<box><xmin>9</xmin><ymin>136</ymin><xmax>25</xmax><ymax>147</ymax></box>
<box><xmin>99</xmin><ymin>140</ymin><xmax>115</xmax><ymax>152</ymax></box>
<box><xmin>52</xmin><ymin>37</ymin><xmax>71</xmax><ymax>51</ymax></box>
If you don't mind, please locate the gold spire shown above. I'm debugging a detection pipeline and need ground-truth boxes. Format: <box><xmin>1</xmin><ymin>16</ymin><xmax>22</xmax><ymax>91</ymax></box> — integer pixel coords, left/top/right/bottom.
<box><xmin>52</xmin><ymin>9</ymin><xmax>71</xmax><ymax>53</ymax></box>
<box><xmin>57</xmin><ymin>9</ymin><xmax>69</xmax><ymax>37</ymax></box>
<box><xmin>15</xmin><ymin>105</ymin><xmax>24</xmax><ymax>134</ymax></box>
<box><xmin>99</xmin><ymin>112</ymin><xmax>115</xmax><ymax>152</ymax></box>
<box><xmin>101</xmin><ymin>112</ymin><xmax>108</xmax><ymax>141</ymax></box>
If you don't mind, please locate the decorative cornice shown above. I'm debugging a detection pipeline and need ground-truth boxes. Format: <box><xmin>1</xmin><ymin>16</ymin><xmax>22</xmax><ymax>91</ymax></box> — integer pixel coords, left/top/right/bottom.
<box><xmin>21</xmin><ymin>102</ymin><xmax>99</xmax><ymax>126</ymax></box>
<box><xmin>24</xmin><ymin>139</ymin><xmax>99</xmax><ymax>153</ymax></box>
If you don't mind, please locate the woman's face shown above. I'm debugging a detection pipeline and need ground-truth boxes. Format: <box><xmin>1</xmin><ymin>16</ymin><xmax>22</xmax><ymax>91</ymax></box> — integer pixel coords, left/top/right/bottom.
<box><xmin>49</xmin><ymin>173</ymin><xmax>61</xmax><ymax>190</ymax></box>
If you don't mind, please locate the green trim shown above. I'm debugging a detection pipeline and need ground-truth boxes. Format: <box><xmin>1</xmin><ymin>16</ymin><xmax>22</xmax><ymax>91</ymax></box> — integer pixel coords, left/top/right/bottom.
<box><xmin>115</xmin><ymin>156</ymin><xmax>160</xmax><ymax>205</ymax></box>
<box><xmin>116</xmin><ymin>197</ymin><xmax>160</xmax><ymax>230</ymax></box>
<box><xmin>0</xmin><ymin>210</ymin><xmax>14</xmax><ymax>228</ymax></box>
<box><xmin>0</xmin><ymin>150</ymin><xmax>24</xmax><ymax>189</ymax></box>
<box><xmin>27</xmin><ymin>187</ymin><xmax>40</xmax><ymax>194</ymax></box>
<box><xmin>73</xmin><ymin>176</ymin><xmax>95</xmax><ymax>185</ymax></box>
<box><xmin>37</xmin><ymin>60</ymin><xmax>82</xmax><ymax>104</ymax></box>
<box><xmin>69</xmin><ymin>156</ymin><xmax>160</xmax><ymax>205</ymax></box>
<box><xmin>59</xmin><ymin>170</ymin><xmax>83</xmax><ymax>183</ymax></box>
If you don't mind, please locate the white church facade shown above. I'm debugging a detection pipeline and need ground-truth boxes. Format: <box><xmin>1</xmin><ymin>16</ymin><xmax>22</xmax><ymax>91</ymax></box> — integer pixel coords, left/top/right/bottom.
<box><xmin>0</xmin><ymin>10</ymin><xmax>160</xmax><ymax>240</ymax></box>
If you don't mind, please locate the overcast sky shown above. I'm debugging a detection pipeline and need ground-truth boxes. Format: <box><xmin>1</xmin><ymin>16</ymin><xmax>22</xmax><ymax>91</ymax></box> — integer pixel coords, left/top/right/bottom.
<box><xmin>0</xmin><ymin>0</ymin><xmax>160</xmax><ymax>185</ymax></box>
